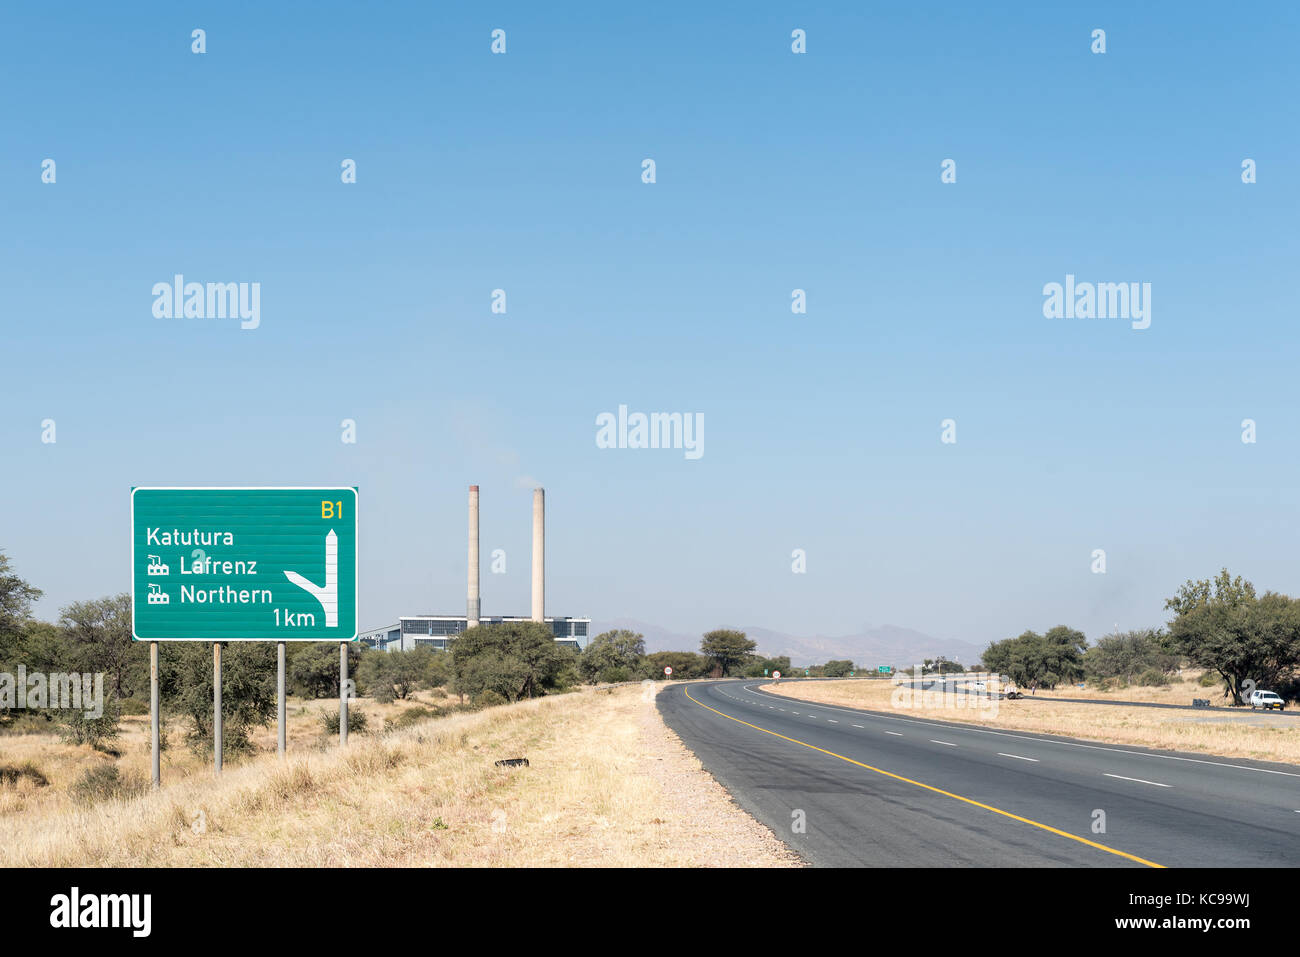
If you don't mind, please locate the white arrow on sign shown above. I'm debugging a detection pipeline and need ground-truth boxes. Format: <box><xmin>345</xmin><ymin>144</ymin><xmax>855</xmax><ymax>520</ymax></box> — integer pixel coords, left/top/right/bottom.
<box><xmin>284</xmin><ymin>529</ymin><xmax>338</xmax><ymax>627</ymax></box>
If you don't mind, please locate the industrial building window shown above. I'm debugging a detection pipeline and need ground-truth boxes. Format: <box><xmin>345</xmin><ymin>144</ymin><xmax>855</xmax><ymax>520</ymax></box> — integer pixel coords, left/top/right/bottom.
<box><xmin>574</xmin><ymin>622</ymin><xmax>588</xmax><ymax>637</ymax></box>
<box><xmin>401</xmin><ymin>619</ymin><xmax>430</xmax><ymax>635</ymax></box>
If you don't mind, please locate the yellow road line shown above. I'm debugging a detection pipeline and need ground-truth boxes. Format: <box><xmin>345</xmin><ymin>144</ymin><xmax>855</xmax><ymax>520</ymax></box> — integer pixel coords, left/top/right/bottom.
<box><xmin>684</xmin><ymin>685</ymin><xmax>1163</xmax><ymax>868</ymax></box>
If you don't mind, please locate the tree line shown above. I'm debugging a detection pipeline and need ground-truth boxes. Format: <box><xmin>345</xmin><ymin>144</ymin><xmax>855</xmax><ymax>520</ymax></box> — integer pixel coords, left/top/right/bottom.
<box><xmin>0</xmin><ymin>549</ymin><xmax>805</xmax><ymax>756</ymax></box>
<box><xmin>980</xmin><ymin>569</ymin><xmax>1300</xmax><ymax>704</ymax></box>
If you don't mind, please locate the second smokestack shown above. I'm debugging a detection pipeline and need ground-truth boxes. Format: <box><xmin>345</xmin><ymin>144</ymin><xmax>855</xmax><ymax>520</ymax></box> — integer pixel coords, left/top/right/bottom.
<box><xmin>531</xmin><ymin>488</ymin><xmax>544</xmax><ymax>622</ymax></box>
<box><xmin>467</xmin><ymin>485</ymin><xmax>480</xmax><ymax>628</ymax></box>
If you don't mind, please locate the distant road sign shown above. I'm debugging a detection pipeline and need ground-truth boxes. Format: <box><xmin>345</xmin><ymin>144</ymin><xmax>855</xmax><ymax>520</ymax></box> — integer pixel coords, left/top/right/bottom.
<box><xmin>878</xmin><ymin>665</ymin><xmax>891</xmax><ymax>673</ymax></box>
<box><xmin>772</xmin><ymin>670</ymin><xmax>781</xmax><ymax>679</ymax></box>
<box><xmin>132</xmin><ymin>487</ymin><xmax>358</xmax><ymax>641</ymax></box>
<box><xmin>664</xmin><ymin>666</ymin><xmax>673</xmax><ymax>676</ymax></box>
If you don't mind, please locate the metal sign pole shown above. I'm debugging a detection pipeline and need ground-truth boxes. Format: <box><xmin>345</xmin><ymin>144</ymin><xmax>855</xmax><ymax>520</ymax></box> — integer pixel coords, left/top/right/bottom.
<box><xmin>150</xmin><ymin>641</ymin><xmax>160</xmax><ymax>789</ymax></box>
<box><xmin>339</xmin><ymin>641</ymin><xmax>348</xmax><ymax>746</ymax></box>
<box><xmin>277</xmin><ymin>641</ymin><xmax>286</xmax><ymax>758</ymax></box>
<box><xmin>214</xmin><ymin>642</ymin><xmax>223</xmax><ymax>776</ymax></box>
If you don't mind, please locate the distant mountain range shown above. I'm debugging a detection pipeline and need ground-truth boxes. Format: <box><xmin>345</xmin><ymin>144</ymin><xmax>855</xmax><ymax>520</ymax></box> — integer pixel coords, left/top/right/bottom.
<box><xmin>589</xmin><ymin>619</ymin><xmax>983</xmax><ymax>669</ymax></box>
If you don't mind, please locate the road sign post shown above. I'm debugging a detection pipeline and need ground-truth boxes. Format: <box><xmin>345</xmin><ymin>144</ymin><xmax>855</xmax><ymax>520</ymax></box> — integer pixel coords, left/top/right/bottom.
<box><xmin>339</xmin><ymin>642</ymin><xmax>349</xmax><ymax>747</ymax></box>
<box><xmin>150</xmin><ymin>641</ymin><xmax>160</xmax><ymax>789</ymax></box>
<box><xmin>277</xmin><ymin>641</ymin><xmax>286</xmax><ymax>758</ymax></box>
<box><xmin>213</xmin><ymin>642</ymin><xmax>222</xmax><ymax>777</ymax></box>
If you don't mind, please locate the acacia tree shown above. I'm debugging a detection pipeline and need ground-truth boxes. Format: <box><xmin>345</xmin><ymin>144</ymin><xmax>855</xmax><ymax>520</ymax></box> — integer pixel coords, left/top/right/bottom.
<box><xmin>288</xmin><ymin>641</ymin><xmax>364</xmax><ymax>699</ymax></box>
<box><xmin>1084</xmin><ymin>629</ymin><xmax>1177</xmax><ymax>684</ymax></box>
<box><xmin>355</xmin><ymin>647</ymin><xmax>439</xmax><ymax>701</ymax></box>
<box><xmin>60</xmin><ymin>593</ymin><xmax>144</xmax><ymax>700</ymax></box>
<box><xmin>1164</xmin><ymin>570</ymin><xmax>1300</xmax><ymax>704</ymax></box>
<box><xmin>700</xmin><ymin>629</ymin><xmax>757</xmax><ymax>677</ymax></box>
<box><xmin>982</xmin><ymin>626</ymin><xmax>1086</xmax><ymax>689</ymax></box>
<box><xmin>0</xmin><ymin>550</ymin><xmax>42</xmax><ymax>663</ymax></box>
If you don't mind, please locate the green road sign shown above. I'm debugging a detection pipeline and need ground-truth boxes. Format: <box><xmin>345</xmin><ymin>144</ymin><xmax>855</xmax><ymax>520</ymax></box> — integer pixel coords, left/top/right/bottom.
<box><xmin>132</xmin><ymin>487</ymin><xmax>357</xmax><ymax>641</ymax></box>
<box><xmin>878</xmin><ymin>665</ymin><xmax>890</xmax><ymax>673</ymax></box>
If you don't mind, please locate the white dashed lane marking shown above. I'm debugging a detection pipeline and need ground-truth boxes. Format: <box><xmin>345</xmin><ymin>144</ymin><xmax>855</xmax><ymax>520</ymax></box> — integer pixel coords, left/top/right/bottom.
<box><xmin>1104</xmin><ymin>773</ymin><xmax>1170</xmax><ymax>788</ymax></box>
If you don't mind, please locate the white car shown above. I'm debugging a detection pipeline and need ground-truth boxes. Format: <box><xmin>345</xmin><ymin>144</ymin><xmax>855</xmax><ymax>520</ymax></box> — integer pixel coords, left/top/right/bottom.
<box><xmin>1249</xmin><ymin>690</ymin><xmax>1285</xmax><ymax>711</ymax></box>
<box><xmin>971</xmin><ymin>681</ymin><xmax>987</xmax><ymax>692</ymax></box>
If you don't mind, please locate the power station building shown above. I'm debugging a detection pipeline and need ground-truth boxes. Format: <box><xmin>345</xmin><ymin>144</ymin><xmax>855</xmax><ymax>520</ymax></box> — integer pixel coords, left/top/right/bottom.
<box><xmin>360</xmin><ymin>486</ymin><xmax>590</xmax><ymax>653</ymax></box>
<box><xmin>363</xmin><ymin>615</ymin><xmax>590</xmax><ymax>653</ymax></box>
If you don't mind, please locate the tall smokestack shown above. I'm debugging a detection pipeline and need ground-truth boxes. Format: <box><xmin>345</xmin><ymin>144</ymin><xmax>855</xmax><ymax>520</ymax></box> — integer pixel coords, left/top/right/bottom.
<box><xmin>531</xmin><ymin>487</ymin><xmax>545</xmax><ymax>622</ymax></box>
<box><xmin>467</xmin><ymin>485</ymin><xmax>480</xmax><ymax>628</ymax></box>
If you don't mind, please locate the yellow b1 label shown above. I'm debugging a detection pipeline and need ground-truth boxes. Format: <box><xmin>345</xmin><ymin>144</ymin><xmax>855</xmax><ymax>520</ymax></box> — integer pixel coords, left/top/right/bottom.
<box><xmin>322</xmin><ymin>500</ymin><xmax>343</xmax><ymax>519</ymax></box>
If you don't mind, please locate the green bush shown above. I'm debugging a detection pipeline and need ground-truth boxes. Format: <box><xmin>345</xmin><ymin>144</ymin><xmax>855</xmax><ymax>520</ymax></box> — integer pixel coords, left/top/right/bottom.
<box><xmin>474</xmin><ymin>689</ymin><xmax>507</xmax><ymax>708</ymax></box>
<box><xmin>0</xmin><ymin>761</ymin><xmax>49</xmax><ymax>787</ymax></box>
<box><xmin>451</xmin><ymin>622</ymin><xmax>575</xmax><ymax>702</ymax></box>
<box><xmin>598</xmin><ymin>665</ymin><xmax>630</xmax><ymax>684</ymax></box>
<box><xmin>118</xmin><ymin>698</ymin><xmax>150</xmax><ymax>716</ymax></box>
<box><xmin>579</xmin><ymin>630</ymin><xmax>646</xmax><ymax>683</ymax></box>
<box><xmin>70</xmin><ymin>764</ymin><xmax>146</xmax><ymax>805</ymax></box>
<box><xmin>288</xmin><ymin>642</ymin><xmax>363</xmax><ymax>699</ymax></box>
<box><xmin>1199</xmin><ymin>671</ymin><xmax>1220</xmax><ymax>688</ymax></box>
<box><xmin>58</xmin><ymin>699</ymin><xmax>122</xmax><ymax>752</ymax></box>
<box><xmin>357</xmin><ymin>647</ymin><xmax>445</xmax><ymax>701</ymax></box>
<box><xmin>1138</xmin><ymin>668</ymin><xmax>1170</xmax><ymax>687</ymax></box>
<box><xmin>320</xmin><ymin>707</ymin><xmax>368</xmax><ymax>735</ymax></box>
<box><xmin>160</xmin><ymin>642</ymin><xmax>275</xmax><ymax>754</ymax></box>
<box><xmin>0</xmin><ymin>712</ymin><xmax>56</xmax><ymax>734</ymax></box>
<box><xmin>384</xmin><ymin>705</ymin><xmax>437</xmax><ymax>731</ymax></box>
<box><xmin>368</xmin><ymin>679</ymin><xmax>396</xmax><ymax>704</ymax></box>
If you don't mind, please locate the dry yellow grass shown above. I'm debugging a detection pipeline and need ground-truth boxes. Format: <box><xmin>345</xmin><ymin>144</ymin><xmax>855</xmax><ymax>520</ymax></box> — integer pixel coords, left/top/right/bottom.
<box><xmin>760</xmin><ymin>675</ymin><xmax>1300</xmax><ymax>765</ymax></box>
<box><xmin>0</xmin><ymin>685</ymin><xmax>800</xmax><ymax>867</ymax></box>
<box><xmin>0</xmin><ymin>689</ymin><xmax>462</xmax><ymax>809</ymax></box>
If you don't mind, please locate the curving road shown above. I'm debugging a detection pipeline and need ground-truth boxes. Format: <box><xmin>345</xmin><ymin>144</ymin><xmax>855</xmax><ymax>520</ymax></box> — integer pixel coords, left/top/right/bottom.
<box><xmin>656</xmin><ymin>679</ymin><xmax>1300</xmax><ymax>867</ymax></box>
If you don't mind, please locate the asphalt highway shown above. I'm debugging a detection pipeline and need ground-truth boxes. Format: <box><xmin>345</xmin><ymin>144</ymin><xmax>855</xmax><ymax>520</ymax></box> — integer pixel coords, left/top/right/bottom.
<box><xmin>656</xmin><ymin>679</ymin><xmax>1300</xmax><ymax>867</ymax></box>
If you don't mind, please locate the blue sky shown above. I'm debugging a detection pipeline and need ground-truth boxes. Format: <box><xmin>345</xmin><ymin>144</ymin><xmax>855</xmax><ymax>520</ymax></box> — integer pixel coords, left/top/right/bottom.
<box><xmin>2</xmin><ymin>2</ymin><xmax>1298</xmax><ymax>651</ymax></box>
